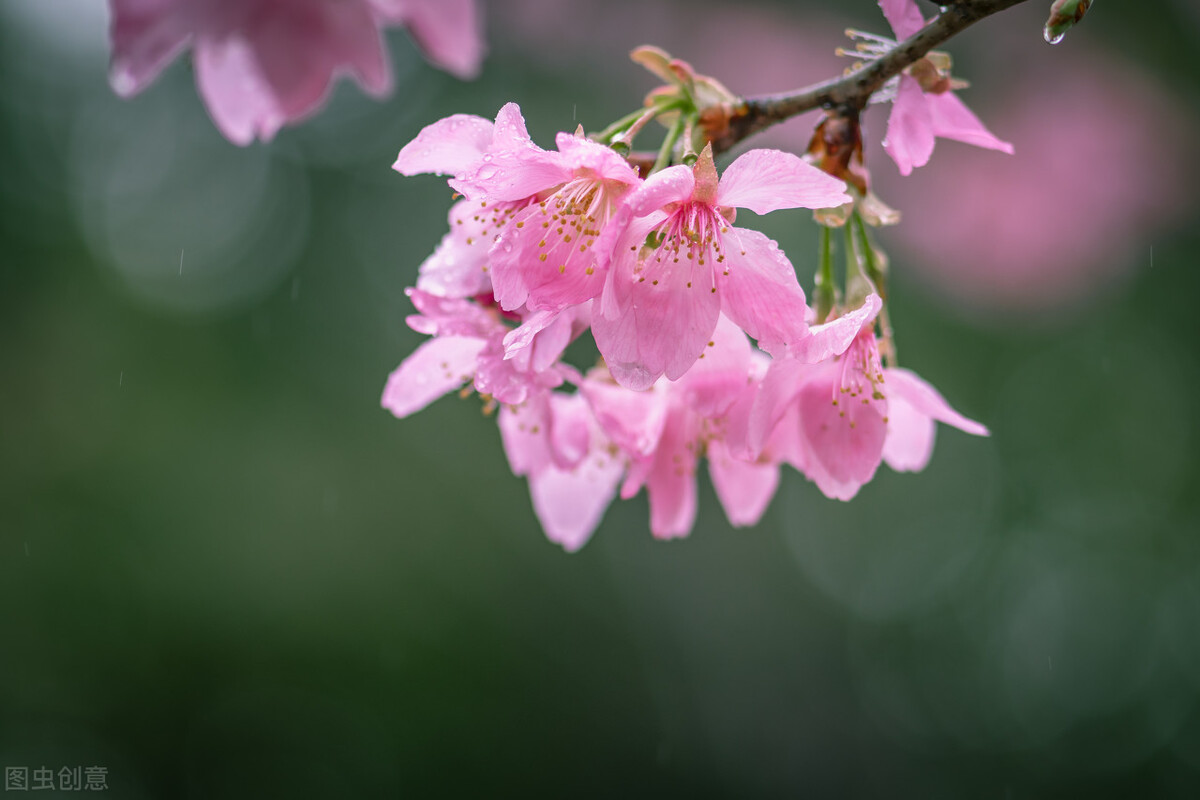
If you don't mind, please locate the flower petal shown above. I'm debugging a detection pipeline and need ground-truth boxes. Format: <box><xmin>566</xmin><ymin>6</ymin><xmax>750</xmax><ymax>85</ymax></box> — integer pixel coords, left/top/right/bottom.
<box><xmin>927</xmin><ymin>90</ymin><xmax>1014</xmax><ymax>154</ymax></box>
<box><xmin>747</xmin><ymin>356</ymin><xmax>808</xmax><ymax>456</ymax></box>
<box><xmin>718</xmin><ymin>149</ymin><xmax>851</xmax><ymax>215</ymax></box>
<box><xmin>528</xmin><ymin>449</ymin><xmax>623</xmax><ymax>552</ymax></box>
<box><xmin>678</xmin><ymin>314</ymin><xmax>753</xmax><ymax>419</ymax></box>
<box><xmin>880</xmin><ymin>388</ymin><xmax>936</xmax><ymax>472</ymax></box>
<box><xmin>717</xmin><ymin>228</ymin><xmax>809</xmax><ymax>351</ymax></box>
<box><xmin>797</xmin><ymin>368</ymin><xmax>886</xmax><ymax>499</ymax></box>
<box><xmin>789</xmin><ymin>294</ymin><xmax>881</xmax><ymax>364</ymax></box>
<box><xmin>883</xmin><ymin>74</ymin><xmax>935</xmax><ymax>176</ymax></box>
<box><xmin>193</xmin><ymin>34</ymin><xmax>283</xmax><ymax>146</ymax></box>
<box><xmin>414</xmin><ymin>199</ymin><xmax>494</xmax><ymax>297</ymax></box>
<box><xmin>108</xmin><ymin>0</ymin><xmax>191</xmax><ymax>98</ymax></box>
<box><xmin>393</xmin><ymin>114</ymin><xmax>494</xmax><ymax>176</ymax></box>
<box><xmin>392</xmin><ymin>0</ymin><xmax>483</xmax><ymax>80</ymax></box>
<box><xmin>879</xmin><ymin>0</ymin><xmax>926</xmax><ymax>40</ymax></box>
<box><xmin>381</xmin><ymin>335</ymin><xmax>484</xmax><ymax>418</ymax></box>
<box><xmin>645</xmin><ymin>404</ymin><xmax>699</xmax><ymax>539</ymax></box>
<box><xmin>627</xmin><ymin>165</ymin><xmax>694</xmax><ymax>217</ymax></box>
<box><xmin>884</xmin><ymin>368</ymin><xmax>990</xmax><ymax>436</ymax></box>
<box><xmin>593</xmin><ymin>240</ymin><xmax>721</xmax><ymax>389</ymax></box>
<box><xmin>582</xmin><ymin>377</ymin><xmax>669</xmax><ymax>458</ymax></box>
<box><xmin>707</xmin><ymin>438</ymin><xmax>779</xmax><ymax>527</ymax></box>
<box><xmin>489</xmin><ymin>205</ymin><xmax>611</xmax><ymax>313</ymax></box>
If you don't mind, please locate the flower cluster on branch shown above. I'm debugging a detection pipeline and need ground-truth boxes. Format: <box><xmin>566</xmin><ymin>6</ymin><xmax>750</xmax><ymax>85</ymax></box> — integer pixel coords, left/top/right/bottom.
<box><xmin>104</xmin><ymin>0</ymin><xmax>1081</xmax><ymax>549</ymax></box>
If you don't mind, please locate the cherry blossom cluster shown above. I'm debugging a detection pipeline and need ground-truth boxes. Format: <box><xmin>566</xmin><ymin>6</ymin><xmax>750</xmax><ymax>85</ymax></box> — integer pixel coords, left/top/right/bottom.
<box><xmin>102</xmin><ymin>0</ymin><xmax>1026</xmax><ymax>549</ymax></box>
<box><xmin>381</xmin><ymin>83</ymin><xmax>989</xmax><ymax>548</ymax></box>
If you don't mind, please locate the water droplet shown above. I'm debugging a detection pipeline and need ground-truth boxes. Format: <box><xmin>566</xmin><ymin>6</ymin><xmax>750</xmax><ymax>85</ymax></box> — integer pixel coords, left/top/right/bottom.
<box><xmin>1043</xmin><ymin>25</ymin><xmax>1065</xmax><ymax>44</ymax></box>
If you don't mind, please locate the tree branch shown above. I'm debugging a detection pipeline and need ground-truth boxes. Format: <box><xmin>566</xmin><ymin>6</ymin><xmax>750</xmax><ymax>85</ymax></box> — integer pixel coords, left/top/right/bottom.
<box><xmin>707</xmin><ymin>0</ymin><xmax>1030</xmax><ymax>154</ymax></box>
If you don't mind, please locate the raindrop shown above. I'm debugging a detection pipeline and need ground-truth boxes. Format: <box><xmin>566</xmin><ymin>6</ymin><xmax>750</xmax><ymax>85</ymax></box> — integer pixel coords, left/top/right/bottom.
<box><xmin>1043</xmin><ymin>26</ymin><xmax>1066</xmax><ymax>44</ymax></box>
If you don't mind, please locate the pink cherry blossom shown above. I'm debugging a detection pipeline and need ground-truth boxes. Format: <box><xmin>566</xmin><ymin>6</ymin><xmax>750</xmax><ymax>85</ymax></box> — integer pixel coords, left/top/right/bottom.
<box><xmin>109</xmin><ymin>0</ymin><xmax>484</xmax><ymax>145</ymax></box>
<box><xmin>748</xmin><ymin>296</ymin><xmax>988</xmax><ymax>499</ymax></box>
<box><xmin>498</xmin><ymin>390</ymin><xmax>625</xmax><ymax>552</ymax></box>
<box><xmin>592</xmin><ymin>145</ymin><xmax>851</xmax><ymax>391</ymax></box>
<box><xmin>380</xmin><ymin>288</ymin><xmax>576</xmax><ymax>417</ymax></box>
<box><xmin>584</xmin><ymin>316</ymin><xmax>785</xmax><ymax>538</ymax></box>
<box><xmin>877</xmin><ymin>0</ymin><xmax>1013</xmax><ymax>176</ymax></box>
<box><xmin>394</xmin><ymin>104</ymin><xmax>551</xmax><ymax>298</ymax></box>
<box><xmin>460</xmin><ymin>133</ymin><xmax>644</xmax><ymax>316</ymax></box>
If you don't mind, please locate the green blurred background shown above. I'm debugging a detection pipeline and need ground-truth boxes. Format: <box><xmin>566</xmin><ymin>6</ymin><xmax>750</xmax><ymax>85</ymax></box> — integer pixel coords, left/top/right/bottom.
<box><xmin>2</xmin><ymin>1</ymin><xmax>1199</xmax><ymax>796</ymax></box>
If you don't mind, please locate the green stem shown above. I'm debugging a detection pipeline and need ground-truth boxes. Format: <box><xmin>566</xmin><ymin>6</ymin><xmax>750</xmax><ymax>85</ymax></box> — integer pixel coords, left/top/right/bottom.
<box><xmin>652</xmin><ymin>116</ymin><xmax>686</xmax><ymax>174</ymax></box>
<box><xmin>592</xmin><ymin>107</ymin><xmax>655</xmax><ymax>144</ymax></box>
<box><xmin>815</xmin><ymin>225</ymin><xmax>835</xmax><ymax>324</ymax></box>
<box><xmin>851</xmin><ymin>211</ymin><xmax>897</xmax><ymax>366</ymax></box>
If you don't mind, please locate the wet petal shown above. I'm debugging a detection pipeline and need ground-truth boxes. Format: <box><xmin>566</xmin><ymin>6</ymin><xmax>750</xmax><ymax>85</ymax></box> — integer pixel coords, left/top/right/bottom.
<box><xmin>381</xmin><ymin>335</ymin><xmax>484</xmax><ymax>418</ymax></box>
<box><xmin>717</xmin><ymin>228</ymin><xmax>809</xmax><ymax>351</ymax></box>
<box><xmin>393</xmin><ymin>114</ymin><xmax>494</xmax><ymax>176</ymax></box>
<box><xmin>718</xmin><ymin>149</ymin><xmax>851</xmax><ymax>215</ymax></box>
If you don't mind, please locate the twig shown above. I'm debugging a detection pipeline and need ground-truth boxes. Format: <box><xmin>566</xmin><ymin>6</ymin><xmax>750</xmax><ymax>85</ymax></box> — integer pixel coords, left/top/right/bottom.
<box><xmin>707</xmin><ymin>0</ymin><xmax>1030</xmax><ymax>154</ymax></box>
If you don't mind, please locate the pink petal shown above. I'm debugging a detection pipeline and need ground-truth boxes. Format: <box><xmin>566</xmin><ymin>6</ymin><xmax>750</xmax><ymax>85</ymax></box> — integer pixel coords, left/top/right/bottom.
<box><xmin>788</xmin><ymin>294</ymin><xmax>881</xmax><ymax>364</ymax></box>
<box><xmin>707</xmin><ymin>438</ymin><xmax>779</xmax><ymax>527</ymax></box>
<box><xmin>243</xmin><ymin>0</ymin><xmax>389</xmax><ymax>117</ymax></box>
<box><xmin>193</xmin><ymin>34</ymin><xmax>283</xmax><ymax>146</ymax></box>
<box><xmin>627</xmin><ymin>165</ymin><xmax>694</xmax><ymax>217</ymax></box>
<box><xmin>553</xmin><ymin>134</ymin><xmax>643</xmax><ymax>186</ymax></box>
<box><xmin>678</xmin><ymin>314</ymin><xmax>753</xmax><ymax>419</ymax></box>
<box><xmin>747</xmin><ymin>357</ymin><xmax>808</xmax><ymax>456</ymax></box>
<box><xmin>797</xmin><ymin>368</ymin><xmax>887</xmax><ymax>499</ymax></box>
<box><xmin>717</xmin><ymin>149</ymin><xmax>851</xmax><ymax>215</ymax></box>
<box><xmin>645</xmin><ymin>404</ymin><xmax>700</xmax><ymax>539</ymax></box>
<box><xmin>405</xmin><ymin>288</ymin><xmax>497</xmax><ymax>338</ymax></box>
<box><xmin>392</xmin><ymin>0</ymin><xmax>483</xmax><ymax>80</ymax></box>
<box><xmin>414</xmin><ymin>199</ymin><xmax>494</xmax><ymax>297</ymax></box>
<box><xmin>883</xmin><ymin>74</ymin><xmax>935</xmax><ymax>176</ymax></box>
<box><xmin>393</xmin><ymin>114</ymin><xmax>494</xmax><ymax>176</ymax></box>
<box><xmin>880</xmin><ymin>388</ymin><xmax>936</xmax><ymax>472</ymax></box>
<box><xmin>879</xmin><ymin>0</ymin><xmax>927</xmax><ymax>40</ymax></box>
<box><xmin>528</xmin><ymin>449</ymin><xmax>623</xmax><ymax>552</ymax></box>
<box><xmin>490</xmin><ymin>102</ymin><xmax>536</xmax><ymax>152</ymax></box>
<box><xmin>381</xmin><ymin>335</ymin><xmax>484</xmax><ymax>418</ymax></box>
<box><xmin>927</xmin><ymin>91</ymin><xmax>1015</xmax><ymax>154</ymax></box>
<box><xmin>499</xmin><ymin>397</ymin><xmax>551</xmax><ymax>476</ymax></box>
<box><xmin>548</xmin><ymin>393</ymin><xmax>591</xmax><ymax>469</ymax></box>
<box><xmin>108</xmin><ymin>0</ymin><xmax>191</xmax><ymax>97</ymax></box>
<box><xmin>450</xmin><ymin>149</ymin><xmax>569</xmax><ymax>205</ymax></box>
<box><xmin>582</xmin><ymin>378</ymin><xmax>669</xmax><ymax>458</ymax></box>
<box><xmin>884</xmin><ymin>368</ymin><xmax>990</xmax><ymax>436</ymax></box>
<box><xmin>489</xmin><ymin>205</ymin><xmax>610</xmax><ymax>313</ymax></box>
<box><xmin>592</xmin><ymin>241</ymin><xmax>722</xmax><ymax>389</ymax></box>
<box><xmin>716</xmin><ymin>228</ymin><xmax>809</xmax><ymax>352</ymax></box>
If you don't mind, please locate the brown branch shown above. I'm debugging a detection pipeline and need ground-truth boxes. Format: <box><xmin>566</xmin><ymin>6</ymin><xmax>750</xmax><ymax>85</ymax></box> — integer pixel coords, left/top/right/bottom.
<box><xmin>706</xmin><ymin>0</ymin><xmax>1030</xmax><ymax>154</ymax></box>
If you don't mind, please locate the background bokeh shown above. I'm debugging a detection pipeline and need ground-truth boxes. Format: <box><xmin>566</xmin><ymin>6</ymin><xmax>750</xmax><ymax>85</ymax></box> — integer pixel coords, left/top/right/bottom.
<box><xmin>2</xmin><ymin>0</ymin><xmax>1199</xmax><ymax>796</ymax></box>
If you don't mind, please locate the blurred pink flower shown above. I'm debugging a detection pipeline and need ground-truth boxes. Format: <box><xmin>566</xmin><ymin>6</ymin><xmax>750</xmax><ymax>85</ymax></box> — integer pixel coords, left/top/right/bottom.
<box><xmin>877</xmin><ymin>51</ymin><xmax>1195</xmax><ymax>311</ymax></box>
<box><xmin>108</xmin><ymin>0</ymin><xmax>484</xmax><ymax>145</ymax></box>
